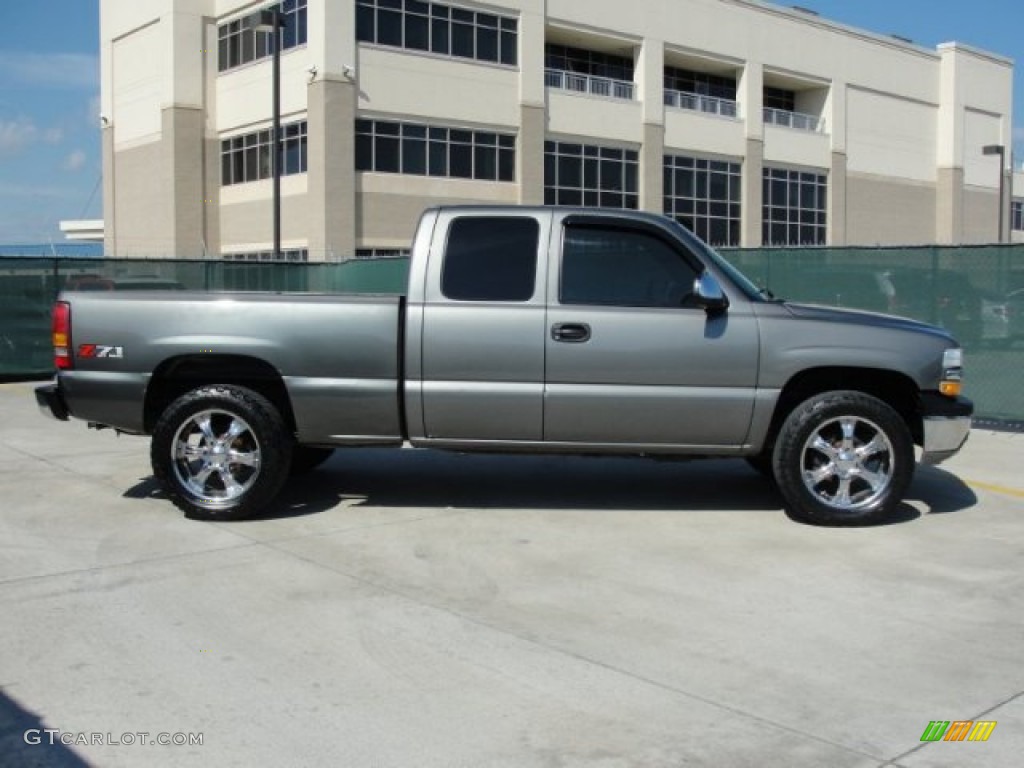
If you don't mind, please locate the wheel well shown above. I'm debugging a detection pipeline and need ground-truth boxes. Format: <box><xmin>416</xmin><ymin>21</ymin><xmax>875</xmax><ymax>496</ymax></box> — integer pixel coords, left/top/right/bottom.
<box><xmin>144</xmin><ymin>355</ymin><xmax>296</xmax><ymax>434</ymax></box>
<box><xmin>764</xmin><ymin>368</ymin><xmax>923</xmax><ymax>451</ymax></box>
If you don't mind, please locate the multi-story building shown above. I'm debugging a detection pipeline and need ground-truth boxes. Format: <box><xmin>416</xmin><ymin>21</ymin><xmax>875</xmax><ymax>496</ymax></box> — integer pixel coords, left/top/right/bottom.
<box><xmin>100</xmin><ymin>0</ymin><xmax>1018</xmax><ymax>259</ymax></box>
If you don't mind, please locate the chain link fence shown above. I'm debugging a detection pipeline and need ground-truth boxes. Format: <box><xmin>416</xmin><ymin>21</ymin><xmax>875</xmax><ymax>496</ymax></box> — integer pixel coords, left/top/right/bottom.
<box><xmin>2</xmin><ymin>246</ymin><xmax>1022</xmax><ymax>424</ymax></box>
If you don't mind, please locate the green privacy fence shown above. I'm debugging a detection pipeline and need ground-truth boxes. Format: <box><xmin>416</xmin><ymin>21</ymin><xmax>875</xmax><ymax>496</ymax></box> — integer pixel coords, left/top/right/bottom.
<box><xmin>2</xmin><ymin>247</ymin><xmax>1023</xmax><ymax>424</ymax></box>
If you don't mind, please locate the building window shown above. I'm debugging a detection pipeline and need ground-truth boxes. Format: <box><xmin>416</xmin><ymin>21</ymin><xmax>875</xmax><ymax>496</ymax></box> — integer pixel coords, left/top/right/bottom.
<box><xmin>664</xmin><ymin>155</ymin><xmax>741</xmax><ymax>247</ymax></box>
<box><xmin>355</xmin><ymin>119</ymin><xmax>515</xmax><ymax>181</ymax></box>
<box><xmin>762</xmin><ymin>167</ymin><xmax>827</xmax><ymax>246</ymax></box>
<box><xmin>218</xmin><ymin>0</ymin><xmax>307</xmax><ymax>73</ymax></box>
<box><xmin>545</xmin><ymin>44</ymin><xmax>634</xmax><ymax>81</ymax></box>
<box><xmin>223</xmin><ymin>249</ymin><xmax>309</xmax><ymax>262</ymax></box>
<box><xmin>356</xmin><ymin>0</ymin><xmax>517</xmax><ymax>66</ymax></box>
<box><xmin>1013</xmin><ymin>200</ymin><xmax>1024</xmax><ymax>231</ymax></box>
<box><xmin>664</xmin><ymin>67</ymin><xmax>736</xmax><ymax>101</ymax></box>
<box><xmin>763</xmin><ymin>86</ymin><xmax>796</xmax><ymax>112</ymax></box>
<box><xmin>221</xmin><ymin>121</ymin><xmax>307</xmax><ymax>186</ymax></box>
<box><xmin>441</xmin><ymin>217</ymin><xmax>539</xmax><ymax>302</ymax></box>
<box><xmin>355</xmin><ymin>248</ymin><xmax>410</xmax><ymax>259</ymax></box>
<box><xmin>544</xmin><ymin>141</ymin><xmax>638</xmax><ymax>209</ymax></box>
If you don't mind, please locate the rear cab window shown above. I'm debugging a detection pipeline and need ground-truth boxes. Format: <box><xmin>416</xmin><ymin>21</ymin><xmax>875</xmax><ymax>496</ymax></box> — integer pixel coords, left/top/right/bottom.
<box><xmin>441</xmin><ymin>217</ymin><xmax>540</xmax><ymax>302</ymax></box>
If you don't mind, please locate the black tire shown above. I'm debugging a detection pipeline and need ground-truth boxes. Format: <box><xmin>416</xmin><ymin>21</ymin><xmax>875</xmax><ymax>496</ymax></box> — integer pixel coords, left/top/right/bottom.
<box><xmin>151</xmin><ymin>385</ymin><xmax>292</xmax><ymax>521</ymax></box>
<box><xmin>772</xmin><ymin>391</ymin><xmax>914</xmax><ymax>526</ymax></box>
<box><xmin>290</xmin><ymin>446</ymin><xmax>335</xmax><ymax>475</ymax></box>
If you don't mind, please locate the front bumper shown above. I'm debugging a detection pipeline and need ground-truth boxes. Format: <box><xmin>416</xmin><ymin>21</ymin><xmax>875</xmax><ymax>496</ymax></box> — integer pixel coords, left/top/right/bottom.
<box><xmin>35</xmin><ymin>383</ymin><xmax>69</xmax><ymax>421</ymax></box>
<box><xmin>919</xmin><ymin>393</ymin><xmax>973</xmax><ymax>465</ymax></box>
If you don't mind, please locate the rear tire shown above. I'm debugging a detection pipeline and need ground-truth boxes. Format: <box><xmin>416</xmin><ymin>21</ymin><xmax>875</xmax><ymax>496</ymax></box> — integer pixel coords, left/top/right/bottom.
<box><xmin>772</xmin><ymin>391</ymin><xmax>914</xmax><ymax>526</ymax></box>
<box><xmin>151</xmin><ymin>385</ymin><xmax>292</xmax><ymax>521</ymax></box>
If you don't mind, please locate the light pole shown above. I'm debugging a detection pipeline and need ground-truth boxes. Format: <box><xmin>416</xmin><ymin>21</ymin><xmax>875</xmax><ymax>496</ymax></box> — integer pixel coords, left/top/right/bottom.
<box><xmin>983</xmin><ymin>144</ymin><xmax>1006</xmax><ymax>243</ymax></box>
<box><xmin>250</xmin><ymin>6</ymin><xmax>287</xmax><ymax>260</ymax></box>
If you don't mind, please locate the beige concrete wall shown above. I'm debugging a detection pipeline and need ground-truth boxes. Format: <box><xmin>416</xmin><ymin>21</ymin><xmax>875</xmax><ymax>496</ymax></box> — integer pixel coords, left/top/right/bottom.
<box><xmin>845</xmin><ymin>173</ymin><xmax>936</xmax><ymax>246</ymax></box>
<box><xmin>219</xmin><ymin>177</ymin><xmax>312</xmax><ymax>253</ymax></box>
<box><xmin>741</xmin><ymin>139</ymin><xmax>764</xmax><ymax>247</ymax></box>
<box><xmin>519</xmin><ymin>105</ymin><xmax>546</xmax><ymax>205</ymax></box>
<box><xmin>357</xmin><ymin>176</ymin><xmax>518</xmax><ymax>247</ymax></box>
<box><xmin>308</xmin><ymin>77</ymin><xmax>356</xmax><ymax>260</ymax></box>
<box><xmin>111</xmin><ymin>140</ymin><xmax>167</xmax><ymax>256</ymax></box>
<box><xmin>962</xmin><ymin>187</ymin><xmax>1000</xmax><ymax>244</ymax></box>
<box><xmin>936</xmin><ymin>167</ymin><xmax>964</xmax><ymax>244</ymax></box>
<box><xmin>640</xmin><ymin>123</ymin><xmax>664</xmax><ymax>214</ymax></box>
<box><xmin>828</xmin><ymin>152</ymin><xmax>847</xmax><ymax>246</ymax></box>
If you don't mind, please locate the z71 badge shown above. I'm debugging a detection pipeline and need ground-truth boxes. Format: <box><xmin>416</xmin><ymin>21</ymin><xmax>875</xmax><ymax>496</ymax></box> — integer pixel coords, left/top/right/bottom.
<box><xmin>78</xmin><ymin>344</ymin><xmax>124</xmax><ymax>359</ymax></box>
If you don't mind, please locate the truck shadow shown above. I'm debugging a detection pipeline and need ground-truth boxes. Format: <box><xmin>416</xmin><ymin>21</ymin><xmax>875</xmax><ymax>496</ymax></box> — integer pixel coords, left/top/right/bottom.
<box><xmin>123</xmin><ymin>449</ymin><xmax>977</xmax><ymax>523</ymax></box>
<box><xmin>263</xmin><ymin>449</ymin><xmax>977</xmax><ymax>523</ymax></box>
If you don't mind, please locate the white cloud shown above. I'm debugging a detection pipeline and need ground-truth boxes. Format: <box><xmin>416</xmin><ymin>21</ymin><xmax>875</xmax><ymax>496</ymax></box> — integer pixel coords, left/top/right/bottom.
<box><xmin>0</xmin><ymin>116</ymin><xmax>38</xmax><ymax>152</ymax></box>
<box><xmin>44</xmin><ymin>127</ymin><xmax>64</xmax><ymax>144</ymax></box>
<box><xmin>62</xmin><ymin>150</ymin><xmax>87</xmax><ymax>172</ymax></box>
<box><xmin>0</xmin><ymin>52</ymin><xmax>99</xmax><ymax>90</ymax></box>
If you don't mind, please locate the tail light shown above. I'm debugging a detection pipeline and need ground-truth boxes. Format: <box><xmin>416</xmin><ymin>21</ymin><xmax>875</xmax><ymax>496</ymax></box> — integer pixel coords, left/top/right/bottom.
<box><xmin>53</xmin><ymin>301</ymin><xmax>72</xmax><ymax>370</ymax></box>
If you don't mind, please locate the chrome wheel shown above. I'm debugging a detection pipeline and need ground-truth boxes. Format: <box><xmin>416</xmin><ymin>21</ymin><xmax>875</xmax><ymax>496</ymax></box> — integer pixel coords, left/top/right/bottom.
<box><xmin>171</xmin><ymin>408</ymin><xmax>261</xmax><ymax>508</ymax></box>
<box><xmin>799</xmin><ymin>415</ymin><xmax>894</xmax><ymax>511</ymax></box>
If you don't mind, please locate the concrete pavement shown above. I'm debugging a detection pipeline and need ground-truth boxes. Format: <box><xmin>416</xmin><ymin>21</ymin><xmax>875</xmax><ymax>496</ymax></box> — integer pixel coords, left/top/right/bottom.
<box><xmin>0</xmin><ymin>380</ymin><xmax>1021</xmax><ymax>767</ymax></box>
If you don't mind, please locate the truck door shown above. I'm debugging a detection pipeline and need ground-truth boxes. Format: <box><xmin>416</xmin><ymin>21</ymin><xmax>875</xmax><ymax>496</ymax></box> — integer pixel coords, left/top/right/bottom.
<box><xmin>543</xmin><ymin>216</ymin><xmax>759</xmax><ymax>448</ymax></box>
<box><xmin>417</xmin><ymin>212</ymin><xmax>549</xmax><ymax>442</ymax></box>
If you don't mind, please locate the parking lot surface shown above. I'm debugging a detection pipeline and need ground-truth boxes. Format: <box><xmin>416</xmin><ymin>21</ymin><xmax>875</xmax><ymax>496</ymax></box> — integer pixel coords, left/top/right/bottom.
<box><xmin>0</xmin><ymin>380</ymin><xmax>1021</xmax><ymax>767</ymax></box>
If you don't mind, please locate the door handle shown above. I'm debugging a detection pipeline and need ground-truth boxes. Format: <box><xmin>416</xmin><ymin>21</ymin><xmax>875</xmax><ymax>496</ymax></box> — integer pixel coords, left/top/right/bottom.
<box><xmin>551</xmin><ymin>323</ymin><xmax>591</xmax><ymax>343</ymax></box>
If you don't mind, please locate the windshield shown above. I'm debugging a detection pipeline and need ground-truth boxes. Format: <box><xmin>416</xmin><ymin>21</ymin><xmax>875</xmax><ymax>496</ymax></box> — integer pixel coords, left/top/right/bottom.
<box><xmin>665</xmin><ymin>219</ymin><xmax>767</xmax><ymax>302</ymax></box>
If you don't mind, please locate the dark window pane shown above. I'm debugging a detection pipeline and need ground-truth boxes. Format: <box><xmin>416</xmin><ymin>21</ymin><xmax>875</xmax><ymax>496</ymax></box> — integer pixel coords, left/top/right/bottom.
<box><xmin>378</xmin><ymin>9</ymin><xmax>402</xmax><ymax>46</ymax></box>
<box><xmin>450</xmin><ymin>142</ymin><xmax>472</xmax><ymax>178</ymax></box>
<box><xmin>376</xmin><ymin>121</ymin><xmax>400</xmax><ymax>136</ymax></box>
<box><xmin>558</xmin><ymin>155</ymin><xmax>581</xmax><ymax>188</ymax></box>
<box><xmin>429</xmin><ymin>141</ymin><xmax>447</xmax><ymax>175</ymax></box>
<box><xmin>498</xmin><ymin>148</ymin><xmax>515</xmax><ymax>181</ymax></box>
<box><xmin>405</xmin><ymin>13</ymin><xmax>429</xmax><ymax>50</ymax></box>
<box><xmin>500</xmin><ymin>31</ymin><xmax>516</xmax><ymax>65</ymax></box>
<box><xmin>474</xmin><ymin>145</ymin><xmax>497</xmax><ymax>180</ymax></box>
<box><xmin>222</xmin><ymin>152</ymin><xmax>232</xmax><ymax>185</ymax></box>
<box><xmin>356</xmin><ymin>4</ymin><xmax>375</xmax><ymax>41</ymax></box>
<box><xmin>403</xmin><ymin>137</ymin><xmax>426</xmax><ymax>174</ymax></box>
<box><xmin>376</xmin><ymin>136</ymin><xmax>400</xmax><ymax>172</ymax></box>
<box><xmin>431</xmin><ymin>19</ymin><xmax>450</xmax><ymax>54</ymax></box>
<box><xmin>452</xmin><ymin>22</ymin><xmax>473</xmax><ymax>57</ymax></box>
<box><xmin>557</xmin><ymin>189</ymin><xmax>582</xmax><ymax>206</ymax></box>
<box><xmin>476</xmin><ymin>26</ymin><xmax>498</xmax><ymax>61</ymax></box>
<box><xmin>442</xmin><ymin>217</ymin><xmax>539</xmax><ymax>302</ymax></box>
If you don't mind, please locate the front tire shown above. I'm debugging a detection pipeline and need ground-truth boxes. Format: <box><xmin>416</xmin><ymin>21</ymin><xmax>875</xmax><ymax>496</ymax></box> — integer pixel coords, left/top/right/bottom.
<box><xmin>151</xmin><ymin>385</ymin><xmax>292</xmax><ymax>521</ymax></box>
<box><xmin>773</xmin><ymin>391</ymin><xmax>914</xmax><ymax>526</ymax></box>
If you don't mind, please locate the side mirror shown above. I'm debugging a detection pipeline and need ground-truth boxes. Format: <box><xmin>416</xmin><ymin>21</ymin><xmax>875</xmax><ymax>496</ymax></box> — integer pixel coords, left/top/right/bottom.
<box><xmin>693</xmin><ymin>272</ymin><xmax>730</xmax><ymax>313</ymax></box>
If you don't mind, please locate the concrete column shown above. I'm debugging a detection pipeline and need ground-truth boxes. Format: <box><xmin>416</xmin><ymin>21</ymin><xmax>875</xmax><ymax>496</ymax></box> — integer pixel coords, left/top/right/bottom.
<box><xmin>518</xmin><ymin>105</ymin><xmax>546</xmax><ymax>205</ymax></box>
<box><xmin>936</xmin><ymin>167</ymin><xmax>964</xmax><ymax>244</ymax></box>
<box><xmin>828</xmin><ymin>151</ymin><xmax>847</xmax><ymax>245</ymax></box>
<box><xmin>742</xmin><ymin>138</ymin><xmax>764</xmax><ymax>247</ymax></box>
<box><xmin>636</xmin><ymin>37</ymin><xmax>664</xmax><ymax>213</ymax></box>
<box><xmin>102</xmin><ymin>125</ymin><xmax>116</xmax><ymax>256</ymax></box>
<box><xmin>308</xmin><ymin>76</ymin><xmax>357</xmax><ymax>260</ymax></box>
<box><xmin>640</xmin><ymin>123</ymin><xmax>664</xmax><ymax>213</ymax></box>
<box><xmin>162</xmin><ymin>106</ymin><xmax>206</xmax><ymax>259</ymax></box>
<box><xmin>517</xmin><ymin>0</ymin><xmax>546</xmax><ymax>205</ymax></box>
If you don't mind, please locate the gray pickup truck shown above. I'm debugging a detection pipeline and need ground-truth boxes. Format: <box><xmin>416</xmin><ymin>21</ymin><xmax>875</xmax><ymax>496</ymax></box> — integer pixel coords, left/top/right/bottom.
<box><xmin>37</xmin><ymin>206</ymin><xmax>972</xmax><ymax>526</ymax></box>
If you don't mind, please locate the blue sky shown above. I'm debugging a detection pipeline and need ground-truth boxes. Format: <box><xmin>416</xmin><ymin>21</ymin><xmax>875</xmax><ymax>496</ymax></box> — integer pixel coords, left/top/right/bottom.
<box><xmin>0</xmin><ymin>1</ymin><xmax>1021</xmax><ymax>244</ymax></box>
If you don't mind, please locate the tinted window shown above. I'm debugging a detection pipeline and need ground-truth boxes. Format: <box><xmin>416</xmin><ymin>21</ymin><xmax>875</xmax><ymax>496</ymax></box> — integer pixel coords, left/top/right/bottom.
<box><xmin>442</xmin><ymin>217</ymin><xmax>539</xmax><ymax>302</ymax></box>
<box><xmin>561</xmin><ymin>226</ymin><xmax>700</xmax><ymax>307</ymax></box>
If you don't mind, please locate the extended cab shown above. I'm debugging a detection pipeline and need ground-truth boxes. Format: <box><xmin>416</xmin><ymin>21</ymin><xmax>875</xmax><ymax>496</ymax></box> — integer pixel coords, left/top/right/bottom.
<box><xmin>37</xmin><ymin>207</ymin><xmax>972</xmax><ymax>525</ymax></box>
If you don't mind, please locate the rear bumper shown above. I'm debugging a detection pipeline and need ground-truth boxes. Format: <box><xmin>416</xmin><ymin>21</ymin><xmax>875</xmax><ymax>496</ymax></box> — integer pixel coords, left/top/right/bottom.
<box><xmin>35</xmin><ymin>383</ymin><xmax>69</xmax><ymax>421</ymax></box>
<box><xmin>919</xmin><ymin>393</ymin><xmax>973</xmax><ymax>465</ymax></box>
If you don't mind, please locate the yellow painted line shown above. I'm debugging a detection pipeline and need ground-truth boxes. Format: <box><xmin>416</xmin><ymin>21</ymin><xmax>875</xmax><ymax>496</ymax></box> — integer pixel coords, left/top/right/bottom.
<box><xmin>967</xmin><ymin>480</ymin><xmax>1024</xmax><ymax>499</ymax></box>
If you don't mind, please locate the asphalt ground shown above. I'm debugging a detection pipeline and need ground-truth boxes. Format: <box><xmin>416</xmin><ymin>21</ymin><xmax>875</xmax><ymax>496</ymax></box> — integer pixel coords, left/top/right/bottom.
<box><xmin>0</xmin><ymin>380</ymin><xmax>1021</xmax><ymax>768</ymax></box>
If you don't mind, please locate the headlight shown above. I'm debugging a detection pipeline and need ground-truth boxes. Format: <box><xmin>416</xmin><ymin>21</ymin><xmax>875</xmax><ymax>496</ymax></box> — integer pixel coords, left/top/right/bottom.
<box><xmin>940</xmin><ymin>348</ymin><xmax>963</xmax><ymax>397</ymax></box>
